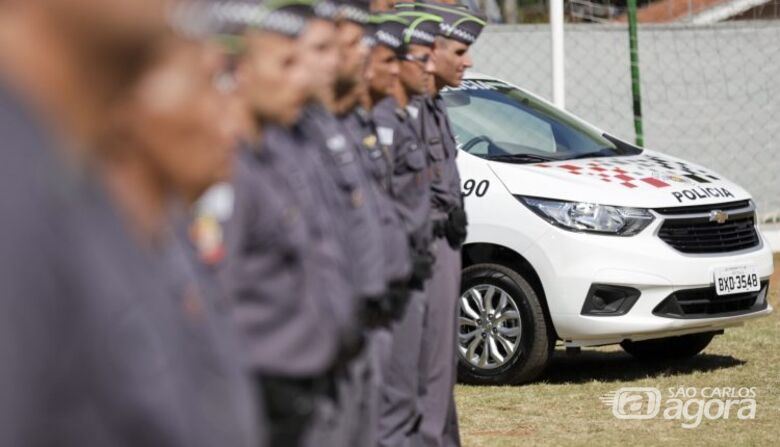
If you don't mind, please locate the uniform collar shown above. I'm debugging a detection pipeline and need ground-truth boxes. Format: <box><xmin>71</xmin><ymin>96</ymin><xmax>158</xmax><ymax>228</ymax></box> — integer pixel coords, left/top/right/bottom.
<box><xmin>353</xmin><ymin>106</ymin><xmax>373</xmax><ymax>125</ymax></box>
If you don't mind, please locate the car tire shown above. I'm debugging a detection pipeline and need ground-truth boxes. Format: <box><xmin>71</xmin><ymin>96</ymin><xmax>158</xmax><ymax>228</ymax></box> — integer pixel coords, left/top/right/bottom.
<box><xmin>457</xmin><ymin>263</ymin><xmax>553</xmax><ymax>385</ymax></box>
<box><xmin>620</xmin><ymin>332</ymin><xmax>716</xmax><ymax>360</ymax></box>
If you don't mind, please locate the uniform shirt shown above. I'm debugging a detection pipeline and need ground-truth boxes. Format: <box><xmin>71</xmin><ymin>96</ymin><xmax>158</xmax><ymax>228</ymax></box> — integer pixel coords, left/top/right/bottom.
<box><xmin>263</xmin><ymin>125</ymin><xmax>361</xmax><ymax>350</ymax></box>
<box><xmin>300</xmin><ymin>105</ymin><xmax>387</xmax><ymax>298</ymax></box>
<box><xmin>0</xmin><ymin>82</ymin><xmax>259</xmax><ymax>447</ymax></box>
<box><xmin>161</xmin><ymin>223</ymin><xmax>261</xmax><ymax>447</ymax></box>
<box><xmin>341</xmin><ymin>107</ymin><xmax>411</xmax><ymax>284</ymax></box>
<box><xmin>222</xmin><ymin>145</ymin><xmax>341</xmax><ymax>377</ymax></box>
<box><xmin>372</xmin><ymin>96</ymin><xmax>434</xmax><ymax>254</ymax></box>
<box><xmin>416</xmin><ymin>94</ymin><xmax>463</xmax><ymax>219</ymax></box>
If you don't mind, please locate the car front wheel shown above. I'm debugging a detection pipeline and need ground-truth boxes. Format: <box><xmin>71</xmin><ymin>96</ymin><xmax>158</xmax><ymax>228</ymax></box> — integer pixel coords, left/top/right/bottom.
<box><xmin>457</xmin><ymin>263</ymin><xmax>553</xmax><ymax>385</ymax></box>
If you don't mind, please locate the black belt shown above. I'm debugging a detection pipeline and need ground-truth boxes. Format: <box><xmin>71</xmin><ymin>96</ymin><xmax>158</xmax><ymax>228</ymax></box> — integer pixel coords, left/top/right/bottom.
<box><xmin>433</xmin><ymin>218</ymin><xmax>448</xmax><ymax>239</ymax></box>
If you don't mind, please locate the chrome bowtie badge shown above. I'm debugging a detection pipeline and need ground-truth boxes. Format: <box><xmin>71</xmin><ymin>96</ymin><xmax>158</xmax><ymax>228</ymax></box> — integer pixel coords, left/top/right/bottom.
<box><xmin>709</xmin><ymin>210</ymin><xmax>729</xmax><ymax>224</ymax></box>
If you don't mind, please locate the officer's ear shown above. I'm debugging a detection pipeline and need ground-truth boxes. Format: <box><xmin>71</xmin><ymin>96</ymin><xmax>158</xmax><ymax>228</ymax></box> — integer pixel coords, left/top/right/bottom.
<box><xmin>231</xmin><ymin>44</ymin><xmax>256</xmax><ymax>95</ymax></box>
<box><xmin>364</xmin><ymin>61</ymin><xmax>375</xmax><ymax>81</ymax></box>
<box><xmin>100</xmin><ymin>94</ymin><xmax>144</xmax><ymax>158</ymax></box>
<box><xmin>434</xmin><ymin>36</ymin><xmax>449</xmax><ymax>50</ymax></box>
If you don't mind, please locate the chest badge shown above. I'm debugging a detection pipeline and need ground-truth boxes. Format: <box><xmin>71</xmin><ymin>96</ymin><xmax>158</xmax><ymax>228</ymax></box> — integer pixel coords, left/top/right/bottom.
<box><xmin>363</xmin><ymin>134</ymin><xmax>377</xmax><ymax>149</ymax></box>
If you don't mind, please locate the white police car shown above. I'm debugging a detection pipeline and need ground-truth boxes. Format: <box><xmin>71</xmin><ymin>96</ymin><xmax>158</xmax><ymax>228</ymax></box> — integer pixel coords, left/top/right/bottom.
<box><xmin>448</xmin><ymin>74</ymin><xmax>774</xmax><ymax>385</ymax></box>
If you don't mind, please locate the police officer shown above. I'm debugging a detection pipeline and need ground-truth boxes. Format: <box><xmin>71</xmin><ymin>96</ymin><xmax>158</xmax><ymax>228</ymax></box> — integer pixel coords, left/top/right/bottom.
<box><xmin>0</xmin><ymin>1</ymin><xmax>261</xmax><ymax>445</ymax></box>
<box><xmin>370</xmin><ymin>10</ymin><xmax>443</xmax><ymax>446</ymax></box>
<box><xmin>109</xmin><ymin>26</ymin><xmax>263</xmax><ymax>447</ymax></box>
<box><xmin>342</xmin><ymin>12</ymin><xmax>422</xmax><ymax>446</ymax></box>
<box><xmin>218</xmin><ymin>1</ymin><xmax>353</xmax><ymax>446</ymax></box>
<box><xmin>363</xmin><ymin>13</ymin><xmax>415</xmax><ymax>315</ymax></box>
<box><xmin>280</xmin><ymin>3</ymin><xmax>384</xmax><ymax>445</ymax></box>
<box><xmin>395</xmin><ymin>2</ymin><xmax>486</xmax><ymax>446</ymax></box>
<box><xmin>298</xmin><ymin>2</ymin><xmax>409</xmax><ymax>445</ymax></box>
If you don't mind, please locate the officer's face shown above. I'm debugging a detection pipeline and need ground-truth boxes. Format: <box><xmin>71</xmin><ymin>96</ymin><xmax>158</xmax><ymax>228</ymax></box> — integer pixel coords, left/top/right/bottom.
<box><xmin>370</xmin><ymin>0</ymin><xmax>395</xmax><ymax>10</ymax></box>
<box><xmin>39</xmin><ymin>0</ymin><xmax>171</xmax><ymax>48</ymax></box>
<box><xmin>298</xmin><ymin>19</ymin><xmax>339</xmax><ymax>104</ymax></box>
<box><xmin>335</xmin><ymin>20</ymin><xmax>370</xmax><ymax>89</ymax></box>
<box><xmin>365</xmin><ymin>45</ymin><xmax>399</xmax><ymax>98</ymax></box>
<box><xmin>118</xmin><ymin>38</ymin><xmax>236</xmax><ymax>204</ymax></box>
<box><xmin>239</xmin><ymin>31</ymin><xmax>308</xmax><ymax>126</ymax></box>
<box><xmin>432</xmin><ymin>37</ymin><xmax>473</xmax><ymax>88</ymax></box>
<box><xmin>399</xmin><ymin>44</ymin><xmax>434</xmax><ymax>96</ymax></box>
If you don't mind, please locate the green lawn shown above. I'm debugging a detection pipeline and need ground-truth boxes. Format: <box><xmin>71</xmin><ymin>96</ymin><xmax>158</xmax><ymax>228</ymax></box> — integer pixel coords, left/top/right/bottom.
<box><xmin>456</xmin><ymin>255</ymin><xmax>780</xmax><ymax>446</ymax></box>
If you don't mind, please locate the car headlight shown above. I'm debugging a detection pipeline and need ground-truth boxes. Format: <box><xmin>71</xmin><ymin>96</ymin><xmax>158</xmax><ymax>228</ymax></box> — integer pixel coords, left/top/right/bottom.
<box><xmin>517</xmin><ymin>196</ymin><xmax>655</xmax><ymax>236</ymax></box>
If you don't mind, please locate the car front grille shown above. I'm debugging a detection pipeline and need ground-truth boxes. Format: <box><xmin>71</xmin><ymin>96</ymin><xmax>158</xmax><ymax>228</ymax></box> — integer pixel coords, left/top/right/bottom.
<box><xmin>653</xmin><ymin>200</ymin><xmax>751</xmax><ymax>216</ymax></box>
<box><xmin>655</xmin><ymin>201</ymin><xmax>760</xmax><ymax>254</ymax></box>
<box><xmin>653</xmin><ymin>281</ymin><xmax>769</xmax><ymax>319</ymax></box>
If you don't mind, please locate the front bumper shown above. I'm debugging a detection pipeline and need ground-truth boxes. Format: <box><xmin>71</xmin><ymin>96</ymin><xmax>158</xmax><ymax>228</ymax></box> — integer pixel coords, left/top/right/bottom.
<box><xmin>524</xmin><ymin>218</ymin><xmax>775</xmax><ymax>346</ymax></box>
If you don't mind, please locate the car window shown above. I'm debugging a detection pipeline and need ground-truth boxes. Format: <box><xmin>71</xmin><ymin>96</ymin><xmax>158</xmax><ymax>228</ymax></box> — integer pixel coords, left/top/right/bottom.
<box><xmin>442</xmin><ymin>80</ymin><xmax>640</xmax><ymax>162</ymax></box>
<box><xmin>448</xmin><ymin>95</ymin><xmax>556</xmax><ymax>155</ymax></box>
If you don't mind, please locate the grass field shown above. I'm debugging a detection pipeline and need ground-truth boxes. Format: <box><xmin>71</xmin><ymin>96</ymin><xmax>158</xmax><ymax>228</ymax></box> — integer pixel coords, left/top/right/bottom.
<box><xmin>456</xmin><ymin>255</ymin><xmax>780</xmax><ymax>447</ymax></box>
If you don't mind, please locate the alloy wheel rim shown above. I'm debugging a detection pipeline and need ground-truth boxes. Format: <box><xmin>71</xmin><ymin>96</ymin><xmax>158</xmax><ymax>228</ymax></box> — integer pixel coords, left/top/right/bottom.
<box><xmin>458</xmin><ymin>284</ymin><xmax>523</xmax><ymax>370</ymax></box>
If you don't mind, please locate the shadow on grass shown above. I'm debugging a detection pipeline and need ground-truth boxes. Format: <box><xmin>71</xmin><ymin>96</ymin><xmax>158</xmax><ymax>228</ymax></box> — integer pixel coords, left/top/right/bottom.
<box><xmin>536</xmin><ymin>350</ymin><xmax>746</xmax><ymax>385</ymax></box>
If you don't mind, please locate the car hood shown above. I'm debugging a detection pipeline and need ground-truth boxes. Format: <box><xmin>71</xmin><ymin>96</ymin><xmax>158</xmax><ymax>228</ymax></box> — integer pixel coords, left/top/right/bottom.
<box><xmin>488</xmin><ymin>150</ymin><xmax>752</xmax><ymax>208</ymax></box>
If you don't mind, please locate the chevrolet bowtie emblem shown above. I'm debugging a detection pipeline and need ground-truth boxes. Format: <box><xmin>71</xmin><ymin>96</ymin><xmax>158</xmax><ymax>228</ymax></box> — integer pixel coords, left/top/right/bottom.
<box><xmin>709</xmin><ymin>210</ymin><xmax>729</xmax><ymax>224</ymax></box>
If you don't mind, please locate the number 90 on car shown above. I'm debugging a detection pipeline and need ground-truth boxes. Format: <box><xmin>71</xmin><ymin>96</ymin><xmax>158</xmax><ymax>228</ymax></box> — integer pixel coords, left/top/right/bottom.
<box><xmin>714</xmin><ymin>265</ymin><xmax>761</xmax><ymax>296</ymax></box>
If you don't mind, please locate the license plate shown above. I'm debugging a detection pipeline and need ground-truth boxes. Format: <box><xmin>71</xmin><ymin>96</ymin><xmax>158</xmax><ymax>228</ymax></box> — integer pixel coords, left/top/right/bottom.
<box><xmin>713</xmin><ymin>266</ymin><xmax>761</xmax><ymax>296</ymax></box>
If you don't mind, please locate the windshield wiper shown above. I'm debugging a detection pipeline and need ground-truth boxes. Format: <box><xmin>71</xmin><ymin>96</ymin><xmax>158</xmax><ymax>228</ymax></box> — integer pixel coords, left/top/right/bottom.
<box><xmin>486</xmin><ymin>153</ymin><xmax>558</xmax><ymax>163</ymax></box>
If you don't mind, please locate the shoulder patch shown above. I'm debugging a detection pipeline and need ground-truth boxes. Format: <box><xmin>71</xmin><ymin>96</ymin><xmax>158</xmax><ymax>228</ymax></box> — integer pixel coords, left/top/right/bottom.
<box><xmin>326</xmin><ymin>134</ymin><xmax>347</xmax><ymax>151</ymax></box>
<box><xmin>377</xmin><ymin>127</ymin><xmax>394</xmax><ymax>146</ymax></box>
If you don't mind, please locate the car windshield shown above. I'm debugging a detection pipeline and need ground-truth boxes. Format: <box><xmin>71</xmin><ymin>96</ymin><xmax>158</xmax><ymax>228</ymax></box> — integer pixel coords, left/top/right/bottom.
<box><xmin>442</xmin><ymin>79</ymin><xmax>642</xmax><ymax>163</ymax></box>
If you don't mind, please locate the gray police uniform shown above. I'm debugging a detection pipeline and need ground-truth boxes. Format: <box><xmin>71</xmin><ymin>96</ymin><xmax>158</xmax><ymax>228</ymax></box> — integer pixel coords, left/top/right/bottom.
<box><xmin>222</xmin><ymin>143</ymin><xmax>344</xmax><ymax>447</ymax></box>
<box><xmin>374</xmin><ymin>97</ymin><xmax>433</xmax><ymax>257</ymax></box>
<box><xmin>417</xmin><ymin>94</ymin><xmax>464</xmax><ymax>447</ymax></box>
<box><xmin>372</xmin><ymin>96</ymin><xmax>435</xmax><ymax>447</ymax></box>
<box><xmin>263</xmin><ymin>125</ymin><xmax>361</xmax><ymax>354</ymax></box>
<box><xmin>341</xmin><ymin>107</ymin><xmax>411</xmax><ymax>289</ymax></box>
<box><xmin>266</xmin><ymin>123</ymin><xmax>375</xmax><ymax>446</ymax></box>
<box><xmin>298</xmin><ymin>105</ymin><xmax>385</xmax><ymax>447</ymax></box>
<box><xmin>0</xmin><ymin>83</ymin><xmax>260</xmax><ymax>447</ymax></box>
<box><xmin>301</xmin><ymin>105</ymin><xmax>387</xmax><ymax>304</ymax></box>
<box><xmin>355</xmin><ymin>104</ymin><xmax>421</xmax><ymax>445</ymax></box>
<box><xmin>354</xmin><ymin>110</ymin><xmax>412</xmax><ymax>289</ymax></box>
<box><xmin>335</xmin><ymin>108</ymin><xmax>385</xmax><ymax>447</ymax></box>
<box><xmin>397</xmin><ymin>4</ymin><xmax>485</xmax><ymax>444</ymax></box>
<box><xmin>161</xmin><ymin>222</ymin><xmax>261</xmax><ymax>447</ymax></box>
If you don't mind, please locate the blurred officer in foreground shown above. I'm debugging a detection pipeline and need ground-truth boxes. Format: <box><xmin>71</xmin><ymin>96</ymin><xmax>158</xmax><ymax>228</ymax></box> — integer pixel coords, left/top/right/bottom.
<box><xmin>219</xmin><ymin>1</ymin><xmax>356</xmax><ymax>445</ymax></box>
<box><xmin>370</xmin><ymin>10</ymin><xmax>442</xmax><ymax>446</ymax></box>
<box><xmin>107</xmin><ymin>27</ymin><xmax>262</xmax><ymax>446</ymax></box>
<box><xmin>0</xmin><ymin>0</ymin><xmax>260</xmax><ymax>445</ymax></box>
<box><xmin>397</xmin><ymin>2</ymin><xmax>486</xmax><ymax>446</ymax></box>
